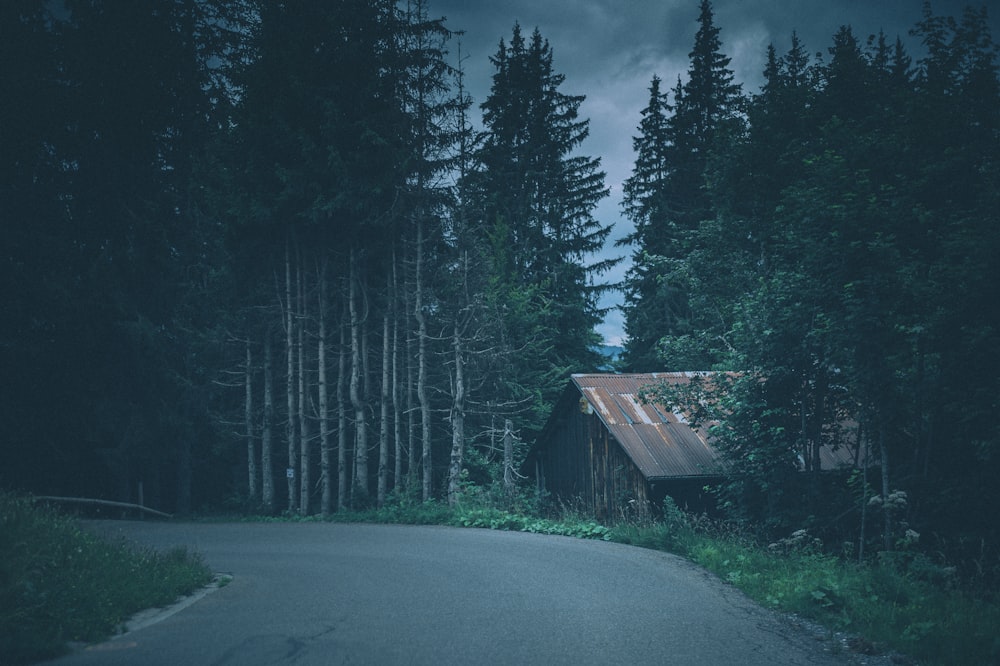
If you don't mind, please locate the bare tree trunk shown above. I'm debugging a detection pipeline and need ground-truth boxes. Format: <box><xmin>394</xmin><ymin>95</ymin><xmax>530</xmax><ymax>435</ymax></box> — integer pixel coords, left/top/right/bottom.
<box><xmin>916</xmin><ymin>339</ymin><xmax>933</xmax><ymax>478</ymax></box>
<box><xmin>298</xmin><ymin>261</ymin><xmax>310</xmax><ymax>515</ymax></box>
<box><xmin>415</xmin><ymin>219</ymin><xmax>432</xmax><ymax>500</ymax></box>
<box><xmin>503</xmin><ymin>419</ymin><xmax>515</xmax><ymax>501</ymax></box>
<box><xmin>245</xmin><ymin>338</ymin><xmax>257</xmax><ymax>500</ymax></box>
<box><xmin>405</xmin><ymin>264</ymin><xmax>417</xmax><ymax>493</ymax></box>
<box><xmin>337</xmin><ymin>311</ymin><xmax>348</xmax><ymax>512</ymax></box>
<box><xmin>447</xmin><ymin>320</ymin><xmax>465</xmax><ymax>506</ymax></box>
<box><xmin>350</xmin><ymin>249</ymin><xmax>368</xmax><ymax>504</ymax></box>
<box><xmin>392</xmin><ymin>252</ymin><xmax>403</xmax><ymax>490</ymax></box>
<box><xmin>879</xmin><ymin>421</ymin><xmax>891</xmax><ymax>551</ymax></box>
<box><xmin>363</xmin><ymin>313</ymin><xmax>371</xmax><ymax>492</ymax></box>
<box><xmin>176</xmin><ymin>439</ymin><xmax>191</xmax><ymax>515</ymax></box>
<box><xmin>378</xmin><ymin>270</ymin><xmax>391</xmax><ymax>506</ymax></box>
<box><xmin>857</xmin><ymin>420</ymin><xmax>868</xmax><ymax>564</ymax></box>
<box><xmin>807</xmin><ymin>372</ymin><xmax>827</xmax><ymax>513</ymax></box>
<box><xmin>262</xmin><ymin>330</ymin><xmax>275</xmax><ymax>513</ymax></box>
<box><xmin>812</xmin><ymin>379</ymin><xmax>825</xmax><ymax>474</ymax></box>
<box><xmin>285</xmin><ymin>242</ymin><xmax>298</xmax><ymax>513</ymax></box>
<box><xmin>318</xmin><ymin>263</ymin><xmax>331</xmax><ymax>517</ymax></box>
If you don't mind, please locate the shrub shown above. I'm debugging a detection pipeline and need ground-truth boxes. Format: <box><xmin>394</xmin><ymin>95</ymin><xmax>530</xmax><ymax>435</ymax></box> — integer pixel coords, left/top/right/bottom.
<box><xmin>0</xmin><ymin>492</ymin><xmax>212</xmax><ymax>664</ymax></box>
<box><xmin>669</xmin><ymin>523</ymin><xmax>1000</xmax><ymax>665</ymax></box>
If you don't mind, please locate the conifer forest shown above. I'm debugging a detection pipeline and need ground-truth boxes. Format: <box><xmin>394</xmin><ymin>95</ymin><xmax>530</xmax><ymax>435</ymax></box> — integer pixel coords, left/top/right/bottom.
<box><xmin>3</xmin><ymin>0</ymin><xmax>999</xmax><ymax>578</ymax></box>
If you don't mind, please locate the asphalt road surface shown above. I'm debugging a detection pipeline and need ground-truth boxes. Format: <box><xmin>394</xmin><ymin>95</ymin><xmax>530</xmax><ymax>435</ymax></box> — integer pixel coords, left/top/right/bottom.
<box><xmin>43</xmin><ymin>521</ymin><xmax>858</xmax><ymax>666</ymax></box>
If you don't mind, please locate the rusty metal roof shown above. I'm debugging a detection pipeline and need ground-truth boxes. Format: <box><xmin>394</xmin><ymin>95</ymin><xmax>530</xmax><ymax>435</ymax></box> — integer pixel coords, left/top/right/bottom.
<box><xmin>572</xmin><ymin>373</ymin><xmax>723</xmax><ymax>479</ymax></box>
<box><xmin>569</xmin><ymin>373</ymin><xmax>856</xmax><ymax>480</ymax></box>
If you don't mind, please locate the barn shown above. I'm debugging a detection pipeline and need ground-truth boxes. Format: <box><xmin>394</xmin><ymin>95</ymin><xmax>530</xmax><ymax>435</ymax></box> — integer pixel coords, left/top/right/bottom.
<box><xmin>526</xmin><ymin>373</ymin><xmax>855</xmax><ymax>521</ymax></box>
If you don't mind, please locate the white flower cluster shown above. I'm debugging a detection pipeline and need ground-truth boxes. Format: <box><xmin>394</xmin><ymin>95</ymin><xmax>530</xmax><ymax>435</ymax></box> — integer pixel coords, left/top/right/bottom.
<box><xmin>867</xmin><ymin>489</ymin><xmax>907</xmax><ymax>512</ymax></box>
<box><xmin>768</xmin><ymin>528</ymin><xmax>822</xmax><ymax>554</ymax></box>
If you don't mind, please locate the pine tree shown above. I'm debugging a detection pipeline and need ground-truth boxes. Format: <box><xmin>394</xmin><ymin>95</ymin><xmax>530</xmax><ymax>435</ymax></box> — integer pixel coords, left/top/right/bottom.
<box><xmin>220</xmin><ymin>0</ymin><xmax>448</xmax><ymax>509</ymax></box>
<box><xmin>618</xmin><ymin>75</ymin><xmax>675</xmax><ymax>371</ymax></box>
<box><xmin>0</xmin><ymin>0</ymin><xmax>242</xmax><ymax>510</ymax></box>
<box><xmin>467</xmin><ymin>24</ymin><xmax>612</xmax><ymax>436</ymax></box>
<box><xmin>905</xmin><ymin>2</ymin><xmax>1000</xmax><ymax>542</ymax></box>
<box><xmin>619</xmin><ymin>0</ymin><xmax>742</xmax><ymax>371</ymax></box>
<box><xmin>398</xmin><ymin>0</ymin><xmax>459</xmax><ymax>501</ymax></box>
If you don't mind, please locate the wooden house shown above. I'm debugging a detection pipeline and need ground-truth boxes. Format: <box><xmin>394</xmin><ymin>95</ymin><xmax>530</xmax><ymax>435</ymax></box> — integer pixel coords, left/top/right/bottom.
<box><xmin>527</xmin><ymin>373</ymin><xmax>855</xmax><ymax>521</ymax></box>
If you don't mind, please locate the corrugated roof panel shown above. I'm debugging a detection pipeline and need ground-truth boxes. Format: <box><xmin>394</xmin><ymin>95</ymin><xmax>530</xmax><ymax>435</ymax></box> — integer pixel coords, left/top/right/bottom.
<box><xmin>582</xmin><ymin>387</ymin><xmax>616</xmax><ymax>425</ymax></box>
<box><xmin>569</xmin><ymin>373</ymin><xmax>852</xmax><ymax>480</ymax></box>
<box><xmin>572</xmin><ymin>373</ymin><xmax>725</xmax><ymax>478</ymax></box>
<box><xmin>647</xmin><ymin>402</ymin><xmax>672</xmax><ymax>424</ymax></box>
<box><xmin>819</xmin><ymin>444</ymin><xmax>856</xmax><ymax>469</ymax></box>
<box><xmin>623</xmin><ymin>393</ymin><xmax>657</xmax><ymax>425</ymax></box>
<box><xmin>606</xmin><ymin>393</ymin><xmax>641</xmax><ymax>425</ymax></box>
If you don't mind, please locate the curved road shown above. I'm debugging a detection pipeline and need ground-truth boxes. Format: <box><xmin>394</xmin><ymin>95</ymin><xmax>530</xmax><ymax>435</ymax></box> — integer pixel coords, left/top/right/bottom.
<box><xmin>45</xmin><ymin>522</ymin><xmax>854</xmax><ymax>665</ymax></box>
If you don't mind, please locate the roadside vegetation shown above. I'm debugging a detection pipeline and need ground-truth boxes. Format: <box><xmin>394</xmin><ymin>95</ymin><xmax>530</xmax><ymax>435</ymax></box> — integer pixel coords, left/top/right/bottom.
<box><xmin>235</xmin><ymin>490</ymin><xmax>997</xmax><ymax>666</ymax></box>
<box><xmin>6</xmin><ymin>485</ymin><xmax>997</xmax><ymax>665</ymax></box>
<box><xmin>0</xmin><ymin>493</ymin><xmax>212</xmax><ymax>665</ymax></box>
<box><xmin>608</xmin><ymin>500</ymin><xmax>1000</xmax><ymax>666</ymax></box>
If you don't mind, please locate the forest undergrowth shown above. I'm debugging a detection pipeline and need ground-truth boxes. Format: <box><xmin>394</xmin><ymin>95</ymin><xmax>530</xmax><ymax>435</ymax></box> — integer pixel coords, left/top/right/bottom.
<box><xmin>305</xmin><ymin>491</ymin><xmax>999</xmax><ymax>666</ymax></box>
<box><xmin>607</xmin><ymin>499</ymin><xmax>1000</xmax><ymax>666</ymax></box>
<box><xmin>0</xmin><ymin>493</ymin><xmax>213</xmax><ymax>665</ymax></box>
<box><xmin>5</xmin><ymin>487</ymin><xmax>998</xmax><ymax>665</ymax></box>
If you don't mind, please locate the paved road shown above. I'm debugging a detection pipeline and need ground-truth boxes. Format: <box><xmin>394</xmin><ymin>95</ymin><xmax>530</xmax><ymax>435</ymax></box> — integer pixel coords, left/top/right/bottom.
<box><xmin>44</xmin><ymin>521</ymin><xmax>854</xmax><ymax>665</ymax></box>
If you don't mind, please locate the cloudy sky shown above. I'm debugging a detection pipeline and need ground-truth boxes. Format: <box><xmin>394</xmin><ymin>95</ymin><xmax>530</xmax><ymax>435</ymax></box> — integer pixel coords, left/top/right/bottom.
<box><xmin>424</xmin><ymin>0</ymin><xmax>996</xmax><ymax>346</ymax></box>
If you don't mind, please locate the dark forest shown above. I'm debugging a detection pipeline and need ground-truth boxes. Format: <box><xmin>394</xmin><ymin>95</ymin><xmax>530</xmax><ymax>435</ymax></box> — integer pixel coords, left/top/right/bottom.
<box><xmin>2</xmin><ymin>0</ymin><xmax>998</xmax><ymax>577</ymax></box>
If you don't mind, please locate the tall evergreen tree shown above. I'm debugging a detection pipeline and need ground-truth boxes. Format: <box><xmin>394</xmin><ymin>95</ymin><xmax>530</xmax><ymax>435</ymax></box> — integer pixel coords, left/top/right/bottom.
<box><xmin>398</xmin><ymin>0</ymin><xmax>460</xmax><ymax>502</ymax></box>
<box><xmin>468</xmin><ymin>24</ymin><xmax>612</xmax><ymax>434</ymax></box>
<box><xmin>1</xmin><ymin>0</ymin><xmax>241</xmax><ymax>511</ymax></box>
<box><xmin>650</xmin><ymin>3</ymin><xmax>1000</xmax><ymax>558</ymax></box>
<box><xmin>220</xmin><ymin>0</ymin><xmax>440</xmax><ymax>510</ymax></box>
<box><xmin>1</xmin><ymin>2</ymin><xmax>70</xmax><ymax>493</ymax></box>
<box><xmin>618</xmin><ymin>76</ymin><xmax>675</xmax><ymax>372</ymax></box>
<box><xmin>619</xmin><ymin>0</ymin><xmax>742</xmax><ymax>371</ymax></box>
<box><xmin>905</xmin><ymin>2</ymin><xmax>1000</xmax><ymax>546</ymax></box>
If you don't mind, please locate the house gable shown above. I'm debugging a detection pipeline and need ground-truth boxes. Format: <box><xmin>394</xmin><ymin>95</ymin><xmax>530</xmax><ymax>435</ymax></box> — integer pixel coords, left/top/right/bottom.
<box><xmin>530</xmin><ymin>372</ymin><xmax>857</xmax><ymax>520</ymax></box>
<box><xmin>571</xmin><ymin>373</ymin><xmax>723</xmax><ymax>480</ymax></box>
<box><xmin>529</xmin><ymin>373</ymin><xmax>724</xmax><ymax>519</ymax></box>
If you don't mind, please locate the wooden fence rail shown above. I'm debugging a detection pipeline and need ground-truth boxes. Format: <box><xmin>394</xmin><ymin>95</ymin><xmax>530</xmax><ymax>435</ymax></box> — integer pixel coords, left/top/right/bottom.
<box><xmin>33</xmin><ymin>495</ymin><xmax>173</xmax><ymax>519</ymax></box>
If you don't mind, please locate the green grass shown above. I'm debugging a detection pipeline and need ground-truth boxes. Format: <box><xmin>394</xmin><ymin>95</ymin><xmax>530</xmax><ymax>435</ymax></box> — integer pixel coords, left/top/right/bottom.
<box><xmin>314</xmin><ymin>495</ymin><xmax>999</xmax><ymax>665</ymax></box>
<box><xmin>451</xmin><ymin>506</ymin><xmax>611</xmax><ymax>539</ymax></box>
<box><xmin>156</xmin><ymin>492</ymin><xmax>1000</xmax><ymax>665</ymax></box>
<box><xmin>607</xmin><ymin>507</ymin><xmax>1000</xmax><ymax>666</ymax></box>
<box><xmin>239</xmin><ymin>497</ymin><xmax>613</xmax><ymax>540</ymax></box>
<box><xmin>692</xmin><ymin>542</ymin><xmax>1000</xmax><ymax>664</ymax></box>
<box><xmin>0</xmin><ymin>492</ymin><xmax>213</xmax><ymax>665</ymax></box>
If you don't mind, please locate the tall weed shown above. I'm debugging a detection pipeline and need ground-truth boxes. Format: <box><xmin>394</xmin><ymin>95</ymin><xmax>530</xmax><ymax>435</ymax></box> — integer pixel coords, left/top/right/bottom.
<box><xmin>0</xmin><ymin>493</ymin><xmax>212</xmax><ymax>664</ymax></box>
<box><xmin>241</xmin><ymin>493</ymin><xmax>1000</xmax><ymax>664</ymax></box>
<box><xmin>617</xmin><ymin>509</ymin><xmax>1000</xmax><ymax>665</ymax></box>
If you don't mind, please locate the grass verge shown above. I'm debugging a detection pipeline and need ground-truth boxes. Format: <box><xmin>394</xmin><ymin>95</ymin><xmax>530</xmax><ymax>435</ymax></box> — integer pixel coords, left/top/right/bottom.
<box><xmin>306</xmin><ymin>497</ymin><xmax>999</xmax><ymax>665</ymax></box>
<box><xmin>608</xmin><ymin>507</ymin><xmax>1000</xmax><ymax>666</ymax></box>
<box><xmin>0</xmin><ymin>492</ymin><xmax>213</xmax><ymax>665</ymax></box>
<box><xmin>208</xmin><ymin>495</ymin><xmax>1000</xmax><ymax>664</ymax></box>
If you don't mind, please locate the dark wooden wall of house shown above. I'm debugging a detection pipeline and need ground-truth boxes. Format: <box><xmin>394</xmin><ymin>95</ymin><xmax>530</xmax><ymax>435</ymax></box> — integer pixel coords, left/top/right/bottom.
<box><xmin>537</xmin><ymin>400</ymin><xmax>650</xmax><ymax>521</ymax></box>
